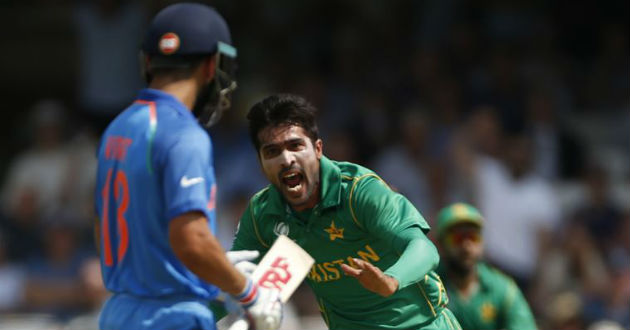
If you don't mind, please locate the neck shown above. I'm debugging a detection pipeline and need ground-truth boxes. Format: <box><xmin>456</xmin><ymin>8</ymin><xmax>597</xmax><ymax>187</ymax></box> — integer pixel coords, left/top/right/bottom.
<box><xmin>291</xmin><ymin>182</ymin><xmax>321</xmax><ymax>212</ymax></box>
<box><xmin>448</xmin><ymin>264</ymin><xmax>478</xmax><ymax>295</ymax></box>
<box><xmin>149</xmin><ymin>77</ymin><xmax>199</xmax><ymax>111</ymax></box>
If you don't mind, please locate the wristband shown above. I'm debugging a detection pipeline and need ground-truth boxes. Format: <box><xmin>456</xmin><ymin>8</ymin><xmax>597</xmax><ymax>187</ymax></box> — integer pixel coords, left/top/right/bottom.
<box><xmin>233</xmin><ymin>278</ymin><xmax>258</xmax><ymax>308</ymax></box>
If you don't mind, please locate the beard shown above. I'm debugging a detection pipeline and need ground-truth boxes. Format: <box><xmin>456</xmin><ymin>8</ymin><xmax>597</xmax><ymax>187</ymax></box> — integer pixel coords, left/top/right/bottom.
<box><xmin>445</xmin><ymin>255</ymin><xmax>475</xmax><ymax>276</ymax></box>
<box><xmin>192</xmin><ymin>80</ymin><xmax>221</xmax><ymax>127</ymax></box>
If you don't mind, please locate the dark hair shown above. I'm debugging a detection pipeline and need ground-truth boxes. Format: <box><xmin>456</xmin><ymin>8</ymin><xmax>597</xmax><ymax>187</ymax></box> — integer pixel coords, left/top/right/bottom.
<box><xmin>246</xmin><ymin>94</ymin><xmax>319</xmax><ymax>151</ymax></box>
<box><xmin>145</xmin><ymin>55</ymin><xmax>209</xmax><ymax>83</ymax></box>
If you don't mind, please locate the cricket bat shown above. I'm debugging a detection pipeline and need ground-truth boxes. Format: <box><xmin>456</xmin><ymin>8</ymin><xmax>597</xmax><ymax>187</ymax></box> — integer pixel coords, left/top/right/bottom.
<box><xmin>217</xmin><ymin>235</ymin><xmax>315</xmax><ymax>329</ymax></box>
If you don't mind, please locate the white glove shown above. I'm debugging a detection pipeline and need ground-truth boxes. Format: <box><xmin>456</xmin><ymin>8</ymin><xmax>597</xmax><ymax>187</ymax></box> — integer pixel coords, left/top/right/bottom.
<box><xmin>232</xmin><ymin>278</ymin><xmax>283</xmax><ymax>330</ymax></box>
<box><xmin>226</xmin><ymin>250</ymin><xmax>259</xmax><ymax>276</ymax></box>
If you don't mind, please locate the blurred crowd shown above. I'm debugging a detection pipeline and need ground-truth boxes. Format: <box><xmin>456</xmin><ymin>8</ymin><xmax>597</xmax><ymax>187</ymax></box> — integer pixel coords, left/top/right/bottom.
<box><xmin>0</xmin><ymin>0</ymin><xmax>628</xmax><ymax>329</ymax></box>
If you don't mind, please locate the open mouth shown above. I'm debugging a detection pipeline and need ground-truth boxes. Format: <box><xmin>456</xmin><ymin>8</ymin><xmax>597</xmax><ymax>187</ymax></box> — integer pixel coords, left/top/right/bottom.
<box><xmin>281</xmin><ymin>171</ymin><xmax>304</xmax><ymax>193</ymax></box>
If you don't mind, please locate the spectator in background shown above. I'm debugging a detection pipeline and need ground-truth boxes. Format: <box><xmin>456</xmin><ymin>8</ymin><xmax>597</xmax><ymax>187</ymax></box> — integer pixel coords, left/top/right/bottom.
<box><xmin>532</xmin><ymin>221</ymin><xmax>609</xmax><ymax>327</ymax></box>
<box><xmin>478</xmin><ymin>130</ymin><xmax>560</xmax><ymax>289</ymax></box>
<box><xmin>450</xmin><ymin>111</ymin><xmax>560</xmax><ymax>290</ymax></box>
<box><xmin>0</xmin><ymin>229</ymin><xmax>26</xmax><ymax>312</ymax></box>
<box><xmin>74</xmin><ymin>0</ymin><xmax>146</xmax><ymax>132</ymax></box>
<box><xmin>572</xmin><ymin>164</ymin><xmax>623</xmax><ymax>256</ymax></box>
<box><xmin>447</xmin><ymin>105</ymin><xmax>502</xmax><ymax>204</ymax></box>
<box><xmin>526</xmin><ymin>90</ymin><xmax>583</xmax><ymax>181</ymax></box>
<box><xmin>63</xmin><ymin>257</ymin><xmax>110</xmax><ymax>330</ymax></box>
<box><xmin>371</xmin><ymin>109</ymin><xmax>434</xmax><ymax>216</ymax></box>
<box><xmin>23</xmin><ymin>222</ymin><xmax>91</xmax><ymax>320</ymax></box>
<box><xmin>0</xmin><ymin>100</ymin><xmax>71</xmax><ymax>260</ymax></box>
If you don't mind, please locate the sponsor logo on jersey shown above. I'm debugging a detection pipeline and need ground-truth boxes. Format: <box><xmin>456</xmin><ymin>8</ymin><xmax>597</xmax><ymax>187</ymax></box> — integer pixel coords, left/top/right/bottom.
<box><xmin>274</xmin><ymin>221</ymin><xmax>290</xmax><ymax>236</ymax></box>
<box><xmin>180</xmin><ymin>176</ymin><xmax>204</xmax><ymax>188</ymax></box>
<box><xmin>307</xmin><ymin>245</ymin><xmax>380</xmax><ymax>283</ymax></box>
<box><xmin>159</xmin><ymin>32</ymin><xmax>180</xmax><ymax>55</ymax></box>
<box><xmin>324</xmin><ymin>220</ymin><xmax>344</xmax><ymax>241</ymax></box>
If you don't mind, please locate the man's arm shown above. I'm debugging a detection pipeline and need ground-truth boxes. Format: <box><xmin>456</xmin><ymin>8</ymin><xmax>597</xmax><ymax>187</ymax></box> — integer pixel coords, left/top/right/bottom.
<box><xmin>341</xmin><ymin>175</ymin><xmax>437</xmax><ymax>296</ymax></box>
<box><xmin>341</xmin><ymin>227</ymin><xmax>438</xmax><ymax>296</ymax></box>
<box><xmin>169</xmin><ymin>211</ymin><xmax>246</xmax><ymax>295</ymax></box>
<box><xmin>502</xmin><ymin>280</ymin><xmax>538</xmax><ymax>330</ymax></box>
<box><xmin>383</xmin><ymin>226</ymin><xmax>439</xmax><ymax>289</ymax></box>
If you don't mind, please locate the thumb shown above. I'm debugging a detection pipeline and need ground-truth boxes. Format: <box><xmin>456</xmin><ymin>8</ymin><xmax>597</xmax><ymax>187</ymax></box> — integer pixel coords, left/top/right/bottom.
<box><xmin>227</xmin><ymin>250</ymin><xmax>260</xmax><ymax>264</ymax></box>
<box><xmin>234</xmin><ymin>260</ymin><xmax>257</xmax><ymax>276</ymax></box>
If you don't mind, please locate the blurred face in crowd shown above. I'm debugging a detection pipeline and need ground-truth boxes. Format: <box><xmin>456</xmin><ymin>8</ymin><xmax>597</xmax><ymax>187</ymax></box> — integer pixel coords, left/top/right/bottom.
<box><xmin>442</xmin><ymin>223</ymin><xmax>483</xmax><ymax>275</ymax></box>
<box><xmin>504</xmin><ymin>135</ymin><xmax>533</xmax><ymax>179</ymax></box>
<box><xmin>258</xmin><ymin>124</ymin><xmax>322</xmax><ymax>211</ymax></box>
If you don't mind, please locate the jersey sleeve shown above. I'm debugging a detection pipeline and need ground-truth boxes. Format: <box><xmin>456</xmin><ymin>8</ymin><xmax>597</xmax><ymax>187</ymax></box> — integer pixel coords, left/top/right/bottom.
<box><xmin>351</xmin><ymin>175</ymin><xmax>430</xmax><ymax>245</ymax></box>
<box><xmin>230</xmin><ymin>199</ymin><xmax>269</xmax><ymax>262</ymax></box>
<box><xmin>502</xmin><ymin>279</ymin><xmax>538</xmax><ymax>330</ymax></box>
<box><xmin>383</xmin><ymin>226</ymin><xmax>439</xmax><ymax>289</ymax></box>
<box><xmin>162</xmin><ymin>129</ymin><xmax>215</xmax><ymax>222</ymax></box>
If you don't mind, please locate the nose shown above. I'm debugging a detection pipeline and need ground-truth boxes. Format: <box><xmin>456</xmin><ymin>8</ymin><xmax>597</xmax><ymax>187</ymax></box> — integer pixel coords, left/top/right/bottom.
<box><xmin>279</xmin><ymin>149</ymin><xmax>295</xmax><ymax>167</ymax></box>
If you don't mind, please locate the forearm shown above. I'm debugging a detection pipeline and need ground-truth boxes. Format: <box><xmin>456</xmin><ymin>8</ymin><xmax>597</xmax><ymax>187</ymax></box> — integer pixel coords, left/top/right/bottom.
<box><xmin>169</xmin><ymin>212</ymin><xmax>247</xmax><ymax>296</ymax></box>
<box><xmin>180</xmin><ymin>236</ymin><xmax>247</xmax><ymax>295</ymax></box>
<box><xmin>384</xmin><ymin>226</ymin><xmax>439</xmax><ymax>290</ymax></box>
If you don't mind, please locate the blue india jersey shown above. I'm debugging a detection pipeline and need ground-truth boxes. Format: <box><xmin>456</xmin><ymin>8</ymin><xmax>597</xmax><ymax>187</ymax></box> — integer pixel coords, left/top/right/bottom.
<box><xmin>95</xmin><ymin>88</ymin><xmax>219</xmax><ymax>300</ymax></box>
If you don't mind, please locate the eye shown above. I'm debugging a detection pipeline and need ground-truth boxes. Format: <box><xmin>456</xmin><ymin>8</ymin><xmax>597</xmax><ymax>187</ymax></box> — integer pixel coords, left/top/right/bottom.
<box><xmin>288</xmin><ymin>140</ymin><xmax>305</xmax><ymax>151</ymax></box>
<box><xmin>262</xmin><ymin>146</ymin><xmax>281</xmax><ymax>158</ymax></box>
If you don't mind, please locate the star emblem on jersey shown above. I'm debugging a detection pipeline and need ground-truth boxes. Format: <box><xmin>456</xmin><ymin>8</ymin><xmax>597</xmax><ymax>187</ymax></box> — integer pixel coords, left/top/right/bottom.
<box><xmin>480</xmin><ymin>302</ymin><xmax>497</xmax><ymax>322</ymax></box>
<box><xmin>324</xmin><ymin>220</ymin><xmax>344</xmax><ymax>241</ymax></box>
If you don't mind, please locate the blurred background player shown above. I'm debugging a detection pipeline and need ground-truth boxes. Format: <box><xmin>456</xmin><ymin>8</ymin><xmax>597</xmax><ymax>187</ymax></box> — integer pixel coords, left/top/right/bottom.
<box><xmin>232</xmin><ymin>94</ymin><xmax>461</xmax><ymax>330</ymax></box>
<box><xmin>436</xmin><ymin>202</ymin><xmax>537</xmax><ymax>330</ymax></box>
<box><xmin>94</xmin><ymin>3</ymin><xmax>282</xmax><ymax>330</ymax></box>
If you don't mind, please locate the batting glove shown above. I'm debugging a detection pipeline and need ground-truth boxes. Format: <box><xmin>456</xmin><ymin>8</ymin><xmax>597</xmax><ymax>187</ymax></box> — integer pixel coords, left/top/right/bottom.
<box><xmin>232</xmin><ymin>278</ymin><xmax>283</xmax><ymax>330</ymax></box>
<box><xmin>226</xmin><ymin>250</ymin><xmax>259</xmax><ymax>277</ymax></box>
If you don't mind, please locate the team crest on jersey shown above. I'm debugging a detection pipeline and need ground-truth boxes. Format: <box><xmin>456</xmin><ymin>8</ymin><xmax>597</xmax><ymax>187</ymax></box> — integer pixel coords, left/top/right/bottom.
<box><xmin>159</xmin><ymin>32</ymin><xmax>180</xmax><ymax>55</ymax></box>
<box><xmin>324</xmin><ymin>220</ymin><xmax>344</xmax><ymax>241</ymax></box>
<box><xmin>274</xmin><ymin>221</ymin><xmax>289</xmax><ymax>236</ymax></box>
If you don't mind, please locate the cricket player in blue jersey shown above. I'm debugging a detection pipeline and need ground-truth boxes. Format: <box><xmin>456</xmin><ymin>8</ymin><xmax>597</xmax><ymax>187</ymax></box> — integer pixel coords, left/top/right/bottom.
<box><xmin>94</xmin><ymin>4</ymin><xmax>282</xmax><ymax>330</ymax></box>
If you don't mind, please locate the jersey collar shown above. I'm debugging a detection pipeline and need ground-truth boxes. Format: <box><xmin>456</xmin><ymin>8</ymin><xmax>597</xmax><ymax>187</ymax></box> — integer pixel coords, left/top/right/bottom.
<box><xmin>136</xmin><ymin>88</ymin><xmax>196</xmax><ymax>121</ymax></box>
<box><xmin>267</xmin><ymin>155</ymin><xmax>342</xmax><ymax>216</ymax></box>
<box><xmin>318</xmin><ymin>156</ymin><xmax>342</xmax><ymax>210</ymax></box>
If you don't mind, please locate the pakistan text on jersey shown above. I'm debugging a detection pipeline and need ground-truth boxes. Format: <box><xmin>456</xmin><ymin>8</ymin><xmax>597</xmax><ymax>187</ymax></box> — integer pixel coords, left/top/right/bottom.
<box><xmin>307</xmin><ymin>244</ymin><xmax>380</xmax><ymax>283</ymax></box>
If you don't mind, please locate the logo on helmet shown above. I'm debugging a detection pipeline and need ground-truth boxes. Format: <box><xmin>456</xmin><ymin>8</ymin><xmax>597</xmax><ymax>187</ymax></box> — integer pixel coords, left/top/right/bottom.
<box><xmin>159</xmin><ymin>32</ymin><xmax>180</xmax><ymax>55</ymax></box>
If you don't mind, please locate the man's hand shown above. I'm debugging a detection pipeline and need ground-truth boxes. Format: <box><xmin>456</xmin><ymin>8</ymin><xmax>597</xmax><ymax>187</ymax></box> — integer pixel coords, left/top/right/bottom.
<box><xmin>233</xmin><ymin>278</ymin><xmax>283</xmax><ymax>330</ymax></box>
<box><xmin>226</xmin><ymin>250</ymin><xmax>259</xmax><ymax>276</ymax></box>
<box><xmin>341</xmin><ymin>258</ymin><xmax>399</xmax><ymax>297</ymax></box>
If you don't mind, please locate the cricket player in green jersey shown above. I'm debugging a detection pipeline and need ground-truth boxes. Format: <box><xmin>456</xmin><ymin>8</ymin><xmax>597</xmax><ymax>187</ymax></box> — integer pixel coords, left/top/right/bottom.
<box><xmin>436</xmin><ymin>203</ymin><xmax>537</xmax><ymax>330</ymax></box>
<box><xmin>231</xmin><ymin>94</ymin><xmax>461</xmax><ymax>329</ymax></box>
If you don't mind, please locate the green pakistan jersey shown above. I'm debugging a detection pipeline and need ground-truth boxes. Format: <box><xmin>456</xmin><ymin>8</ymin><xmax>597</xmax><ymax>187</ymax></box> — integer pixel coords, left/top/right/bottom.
<box><xmin>232</xmin><ymin>156</ymin><xmax>459</xmax><ymax>330</ymax></box>
<box><xmin>439</xmin><ymin>262</ymin><xmax>537</xmax><ymax>330</ymax></box>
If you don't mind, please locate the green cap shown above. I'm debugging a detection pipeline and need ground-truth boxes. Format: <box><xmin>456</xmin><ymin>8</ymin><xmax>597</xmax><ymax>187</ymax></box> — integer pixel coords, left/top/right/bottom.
<box><xmin>436</xmin><ymin>203</ymin><xmax>483</xmax><ymax>238</ymax></box>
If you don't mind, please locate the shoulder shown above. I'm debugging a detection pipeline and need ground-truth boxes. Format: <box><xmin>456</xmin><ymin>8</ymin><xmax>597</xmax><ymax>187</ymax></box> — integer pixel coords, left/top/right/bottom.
<box><xmin>245</xmin><ymin>185</ymin><xmax>281</xmax><ymax>222</ymax></box>
<box><xmin>478</xmin><ymin>262</ymin><xmax>522</xmax><ymax>300</ymax></box>
<box><xmin>239</xmin><ymin>186</ymin><xmax>275</xmax><ymax>248</ymax></box>
<box><xmin>479</xmin><ymin>262</ymin><xmax>513</xmax><ymax>284</ymax></box>
<box><xmin>158</xmin><ymin>118</ymin><xmax>210</xmax><ymax>153</ymax></box>
<box><xmin>335</xmin><ymin>161</ymin><xmax>388</xmax><ymax>191</ymax></box>
<box><xmin>249</xmin><ymin>186</ymin><xmax>273</xmax><ymax>208</ymax></box>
